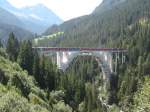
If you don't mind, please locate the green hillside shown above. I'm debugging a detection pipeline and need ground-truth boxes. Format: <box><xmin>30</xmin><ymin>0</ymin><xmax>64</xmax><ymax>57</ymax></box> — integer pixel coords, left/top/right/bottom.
<box><xmin>33</xmin><ymin>32</ymin><xmax>64</xmax><ymax>47</ymax></box>
<box><xmin>0</xmin><ymin>0</ymin><xmax>150</xmax><ymax>111</ymax></box>
<box><xmin>0</xmin><ymin>52</ymin><xmax>49</xmax><ymax>112</ymax></box>
<box><xmin>44</xmin><ymin>0</ymin><xmax>150</xmax><ymax>47</ymax></box>
<box><xmin>0</xmin><ymin>47</ymin><xmax>73</xmax><ymax>112</ymax></box>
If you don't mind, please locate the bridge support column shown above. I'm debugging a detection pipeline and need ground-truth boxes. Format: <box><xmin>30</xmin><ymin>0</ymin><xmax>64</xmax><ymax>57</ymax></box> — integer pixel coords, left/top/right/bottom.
<box><xmin>114</xmin><ymin>52</ymin><xmax>126</xmax><ymax>74</ymax></box>
<box><xmin>109</xmin><ymin>53</ymin><xmax>113</xmax><ymax>73</ymax></box>
<box><xmin>122</xmin><ymin>52</ymin><xmax>126</xmax><ymax>64</ymax></box>
<box><xmin>57</xmin><ymin>52</ymin><xmax>61</xmax><ymax>69</ymax></box>
<box><xmin>114</xmin><ymin>52</ymin><xmax>119</xmax><ymax>74</ymax></box>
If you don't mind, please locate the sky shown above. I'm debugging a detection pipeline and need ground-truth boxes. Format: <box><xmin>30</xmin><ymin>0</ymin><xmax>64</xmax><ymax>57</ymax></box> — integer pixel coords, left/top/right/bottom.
<box><xmin>7</xmin><ymin>0</ymin><xmax>103</xmax><ymax>21</ymax></box>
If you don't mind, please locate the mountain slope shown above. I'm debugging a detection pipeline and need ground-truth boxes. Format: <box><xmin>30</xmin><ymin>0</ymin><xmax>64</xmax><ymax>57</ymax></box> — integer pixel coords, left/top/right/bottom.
<box><xmin>44</xmin><ymin>0</ymin><xmax>150</xmax><ymax>47</ymax></box>
<box><xmin>0</xmin><ymin>48</ymin><xmax>73</xmax><ymax>112</ymax></box>
<box><xmin>0</xmin><ymin>7</ymin><xmax>24</xmax><ymax>29</ymax></box>
<box><xmin>0</xmin><ymin>7</ymin><xmax>33</xmax><ymax>43</ymax></box>
<box><xmin>0</xmin><ymin>23</ymin><xmax>33</xmax><ymax>44</ymax></box>
<box><xmin>0</xmin><ymin>0</ymin><xmax>63</xmax><ymax>33</ymax></box>
<box><xmin>18</xmin><ymin>4</ymin><xmax>62</xmax><ymax>33</ymax></box>
<box><xmin>0</xmin><ymin>55</ymin><xmax>49</xmax><ymax>112</ymax></box>
<box><xmin>93</xmin><ymin>0</ymin><xmax>127</xmax><ymax>13</ymax></box>
<box><xmin>21</xmin><ymin>4</ymin><xmax>62</xmax><ymax>25</ymax></box>
<box><xmin>0</xmin><ymin>0</ymin><xmax>17</xmax><ymax>11</ymax></box>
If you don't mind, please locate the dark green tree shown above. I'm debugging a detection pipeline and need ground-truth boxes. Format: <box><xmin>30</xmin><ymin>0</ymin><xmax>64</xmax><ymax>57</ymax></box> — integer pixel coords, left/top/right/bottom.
<box><xmin>38</xmin><ymin>55</ymin><xmax>46</xmax><ymax>88</ymax></box>
<box><xmin>17</xmin><ymin>40</ymin><xmax>33</xmax><ymax>75</ymax></box>
<box><xmin>0</xmin><ymin>39</ymin><xmax>3</xmax><ymax>47</ymax></box>
<box><xmin>6</xmin><ymin>32</ymin><xmax>19</xmax><ymax>61</ymax></box>
<box><xmin>32</xmin><ymin>50</ymin><xmax>40</xmax><ymax>83</ymax></box>
<box><xmin>44</xmin><ymin>57</ymin><xmax>55</xmax><ymax>91</ymax></box>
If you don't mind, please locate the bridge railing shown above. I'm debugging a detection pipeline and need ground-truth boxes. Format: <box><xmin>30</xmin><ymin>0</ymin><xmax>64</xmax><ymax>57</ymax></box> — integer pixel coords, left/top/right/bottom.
<box><xmin>32</xmin><ymin>47</ymin><xmax>127</xmax><ymax>52</ymax></box>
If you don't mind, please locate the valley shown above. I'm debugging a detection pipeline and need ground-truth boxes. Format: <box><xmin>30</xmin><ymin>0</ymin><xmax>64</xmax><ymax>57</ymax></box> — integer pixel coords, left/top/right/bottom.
<box><xmin>0</xmin><ymin>0</ymin><xmax>150</xmax><ymax>112</ymax></box>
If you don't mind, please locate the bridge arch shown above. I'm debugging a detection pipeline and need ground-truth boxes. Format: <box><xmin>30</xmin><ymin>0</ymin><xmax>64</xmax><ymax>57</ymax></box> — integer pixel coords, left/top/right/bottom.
<box><xmin>33</xmin><ymin>47</ymin><xmax>127</xmax><ymax>81</ymax></box>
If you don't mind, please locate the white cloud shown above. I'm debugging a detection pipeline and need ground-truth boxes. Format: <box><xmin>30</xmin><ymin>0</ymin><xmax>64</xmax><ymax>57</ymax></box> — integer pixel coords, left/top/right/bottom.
<box><xmin>7</xmin><ymin>0</ymin><xmax>103</xmax><ymax>21</ymax></box>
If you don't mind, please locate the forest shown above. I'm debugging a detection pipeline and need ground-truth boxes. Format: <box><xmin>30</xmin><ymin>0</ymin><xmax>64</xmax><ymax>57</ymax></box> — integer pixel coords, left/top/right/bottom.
<box><xmin>0</xmin><ymin>0</ymin><xmax>150</xmax><ymax>112</ymax></box>
<box><xmin>0</xmin><ymin>19</ymin><xmax>149</xmax><ymax>112</ymax></box>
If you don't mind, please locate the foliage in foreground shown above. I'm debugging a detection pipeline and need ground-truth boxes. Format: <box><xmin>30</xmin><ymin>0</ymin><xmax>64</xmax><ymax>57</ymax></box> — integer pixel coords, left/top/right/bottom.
<box><xmin>0</xmin><ymin>52</ymin><xmax>72</xmax><ymax>112</ymax></box>
<box><xmin>0</xmin><ymin>84</ymin><xmax>49</xmax><ymax>112</ymax></box>
<box><xmin>133</xmin><ymin>77</ymin><xmax>150</xmax><ymax>112</ymax></box>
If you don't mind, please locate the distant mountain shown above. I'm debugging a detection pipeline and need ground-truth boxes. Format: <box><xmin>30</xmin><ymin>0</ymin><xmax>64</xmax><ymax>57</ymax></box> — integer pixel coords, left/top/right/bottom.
<box><xmin>0</xmin><ymin>7</ymin><xmax>33</xmax><ymax>43</ymax></box>
<box><xmin>0</xmin><ymin>23</ymin><xmax>33</xmax><ymax>45</ymax></box>
<box><xmin>21</xmin><ymin>4</ymin><xmax>62</xmax><ymax>25</ymax></box>
<box><xmin>0</xmin><ymin>0</ymin><xmax>63</xmax><ymax>34</ymax></box>
<box><xmin>0</xmin><ymin>0</ymin><xmax>17</xmax><ymax>11</ymax></box>
<box><xmin>0</xmin><ymin>7</ymin><xmax>24</xmax><ymax>28</ymax></box>
<box><xmin>17</xmin><ymin>4</ymin><xmax>62</xmax><ymax>33</ymax></box>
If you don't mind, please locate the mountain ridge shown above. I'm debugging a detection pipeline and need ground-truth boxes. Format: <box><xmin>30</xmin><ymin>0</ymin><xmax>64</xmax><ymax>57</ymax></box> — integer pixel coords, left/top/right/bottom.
<box><xmin>43</xmin><ymin>0</ymin><xmax>148</xmax><ymax>47</ymax></box>
<box><xmin>0</xmin><ymin>22</ymin><xmax>33</xmax><ymax>44</ymax></box>
<box><xmin>93</xmin><ymin>0</ymin><xmax>127</xmax><ymax>13</ymax></box>
<box><xmin>0</xmin><ymin>7</ymin><xmax>24</xmax><ymax>28</ymax></box>
<box><xmin>0</xmin><ymin>0</ymin><xmax>63</xmax><ymax>34</ymax></box>
<box><xmin>0</xmin><ymin>7</ymin><xmax>33</xmax><ymax>43</ymax></box>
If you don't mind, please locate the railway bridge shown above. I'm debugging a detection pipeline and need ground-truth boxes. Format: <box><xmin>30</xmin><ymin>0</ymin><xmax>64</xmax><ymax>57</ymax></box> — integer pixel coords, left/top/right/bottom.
<box><xmin>33</xmin><ymin>47</ymin><xmax>127</xmax><ymax>79</ymax></box>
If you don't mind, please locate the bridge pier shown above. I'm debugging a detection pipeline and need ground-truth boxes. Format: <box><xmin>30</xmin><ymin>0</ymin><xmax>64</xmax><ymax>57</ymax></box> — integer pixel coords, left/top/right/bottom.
<box><xmin>57</xmin><ymin>52</ymin><xmax>61</xmax><ymax>69</ymax></box>
<box><xmin>33</xmin><ymin>47</ymin><xmax>127</xmax><ymax>75</ymax></box>
<box><xmin>47</xmin><ymin>50</ymin><xmax>126</xmax><ymax>76</ymax></box>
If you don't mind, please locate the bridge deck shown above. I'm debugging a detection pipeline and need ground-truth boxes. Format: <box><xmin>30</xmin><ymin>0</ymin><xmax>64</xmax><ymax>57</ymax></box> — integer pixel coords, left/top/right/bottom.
<box><xmin>33</xmin><ymin>47</ymin><xmax>127</xmax><ymax>52</ymax></box>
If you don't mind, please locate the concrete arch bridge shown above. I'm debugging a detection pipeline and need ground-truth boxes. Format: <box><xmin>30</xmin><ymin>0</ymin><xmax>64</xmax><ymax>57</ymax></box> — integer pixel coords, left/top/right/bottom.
<box><xmin>33</xmin><ymin>47</ymin><xmax>127</xmax><ymax>80</ymax></box>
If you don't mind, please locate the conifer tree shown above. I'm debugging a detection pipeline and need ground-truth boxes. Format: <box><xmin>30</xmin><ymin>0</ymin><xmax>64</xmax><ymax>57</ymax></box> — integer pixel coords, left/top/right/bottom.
<box><xmin>17</xmin><ymin>40</ymin><xmax>33</xmax><ymax>75</ymax></box>
<box><xmin>38</xmin><ymin>55</ymin><xmax>46</xmax><ymax>88</ymax></box>
<box><xmin>32</xmin><ymin>50</ymin><xmax>40</xmax><ymax>83</ymax></box>
<box><xmin>6</xmin><ymin>32</ymin><xmax>19</xmax><ymax>61</ymax></box>
<box><xmin>0</xmin><ymin>39</ymin><xmax>3</xmax><ymax>47</ymax></box>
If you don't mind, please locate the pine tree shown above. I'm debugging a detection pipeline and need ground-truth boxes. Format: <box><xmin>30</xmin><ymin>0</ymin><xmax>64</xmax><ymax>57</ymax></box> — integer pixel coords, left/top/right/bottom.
<box><xmin>44</xmin><ymin>57</ymin><xmax>55</xmax><ymax>91</ymax></box>
<box><xmin>6</xmin><ymin>32</ymin><xmax>19</xmax><ymax>61</ymax></box>
<box><xmin>32</xmin><ymin>50</ymin><xmax>40</xmax><ymax>83</ymax></box>
<box><xmin>39</xmin><ymin>55</ymin><xmax>47</xmax><ymax>89</ymax></box>
<box><xmin>17</xmin><ymin>40</ymin><xmax>33</xmax><ymax>75</ymax></box>
<box><xmin>0</xmin><ymin>39</ymin><xmax>3</xmax><ymax>47</ymax></box>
